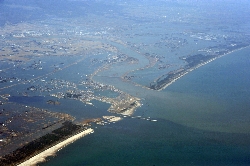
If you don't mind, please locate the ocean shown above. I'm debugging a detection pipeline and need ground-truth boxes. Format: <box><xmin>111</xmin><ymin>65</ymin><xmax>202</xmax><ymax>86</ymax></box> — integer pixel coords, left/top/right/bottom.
<box><xmin>1</xmin><ymin>1</ymin><xmax>250</xmax><ymax>165</ymax></box>
<box><xmin>40</xmin><ymin>48</ymin><xmax>250</xmax><ymax>166</ymax></box>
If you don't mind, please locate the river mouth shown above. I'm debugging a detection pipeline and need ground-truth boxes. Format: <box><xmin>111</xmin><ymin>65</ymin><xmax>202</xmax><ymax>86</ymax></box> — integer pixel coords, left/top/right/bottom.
<box><xmin>1</xmin><ymin>0</ymin><xmax>250</xmax><ymax>165</ymax></box>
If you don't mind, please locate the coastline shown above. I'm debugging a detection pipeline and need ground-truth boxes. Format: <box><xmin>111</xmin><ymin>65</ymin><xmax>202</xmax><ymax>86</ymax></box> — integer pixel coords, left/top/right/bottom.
<box><xmin>152</xmin><ymin>45</ymin><xmax>250</xmax><ymax>91</ymax></box>
<box><xmin>17</xmin><ymin>128</ymin><xmax>94</xmax><ymax>166</ymax></box>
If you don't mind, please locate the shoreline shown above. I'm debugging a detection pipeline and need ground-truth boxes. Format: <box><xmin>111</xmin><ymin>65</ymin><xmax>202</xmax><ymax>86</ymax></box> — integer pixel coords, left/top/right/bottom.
<box><xmin>116</xmin><ymin>45</ymin><xmax>250</xmax><ymax>92</ymax></box>
<box><xmin>152</xmin><ymin>45</ymin><xmax>250</xmax><ymax>91</ymax></box>
<box><xmin>17</xmin><ymin>128</ymin><xmax>94</xmax><ymax>166</ymax></box>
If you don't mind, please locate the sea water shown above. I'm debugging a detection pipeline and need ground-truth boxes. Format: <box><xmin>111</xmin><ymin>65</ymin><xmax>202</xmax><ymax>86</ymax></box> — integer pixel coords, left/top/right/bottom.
<box><xmin>40</xmin><ymin>48</ymin><xmax>250</xmax><ymax>165</ymax></box>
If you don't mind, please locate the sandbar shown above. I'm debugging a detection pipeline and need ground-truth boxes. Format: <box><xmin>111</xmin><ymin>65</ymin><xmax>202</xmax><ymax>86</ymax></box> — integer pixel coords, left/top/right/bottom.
<box><xmin>18</xmin><ymin>128</ymin><xmax>94</xmax><ymax>166</ymax></box>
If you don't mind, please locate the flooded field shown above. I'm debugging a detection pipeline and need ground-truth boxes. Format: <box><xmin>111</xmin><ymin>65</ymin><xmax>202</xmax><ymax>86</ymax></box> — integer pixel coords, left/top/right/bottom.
<box><xmin>1</xmin><ymin>0</ymin><xmax>250</xmax><ymax>165</ymax></box>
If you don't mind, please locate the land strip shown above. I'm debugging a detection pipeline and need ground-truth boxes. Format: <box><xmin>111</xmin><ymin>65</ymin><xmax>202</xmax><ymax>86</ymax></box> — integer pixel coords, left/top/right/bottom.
<box><xmin>149</xmin><ymin>45</ymin><xmax>250</xmax><ymax>91</ymax></box>
<box><xmin>0</xmin><ymin>121</ymin><xmax>92</xmax><ymax>166</ymax></box>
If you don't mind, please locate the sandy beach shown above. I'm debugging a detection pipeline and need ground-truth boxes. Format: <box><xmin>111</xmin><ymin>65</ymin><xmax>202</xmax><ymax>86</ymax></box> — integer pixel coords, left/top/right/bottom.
<box><xmin>17</xmin><ymin>128</ymin><xmax>94</xmax><ymax>166</ymax></box>
<box><xmin>156</xmin><ymin>46</ymin><xmax>250</xmax><ymax>91</ymax></box>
